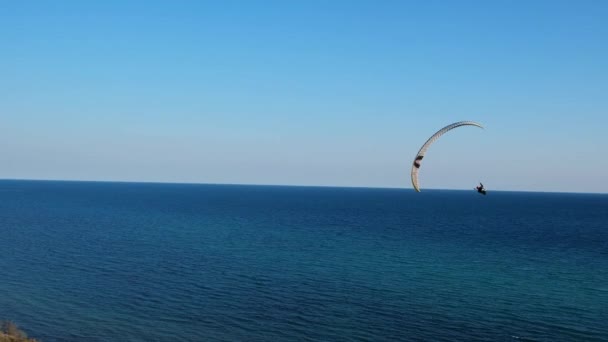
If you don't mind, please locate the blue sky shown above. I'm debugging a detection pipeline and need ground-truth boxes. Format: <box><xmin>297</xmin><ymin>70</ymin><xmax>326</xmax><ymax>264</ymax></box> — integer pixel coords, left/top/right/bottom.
<box><xmin>1</xmin><ymin>1</ymin><xmax>607</xmax><ymax>192</ymax></box>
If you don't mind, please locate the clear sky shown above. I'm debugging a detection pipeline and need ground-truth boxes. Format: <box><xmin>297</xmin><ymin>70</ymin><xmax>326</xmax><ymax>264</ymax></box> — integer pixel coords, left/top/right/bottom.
<box><xmin>2</xmin><ymin>1</ymin><xmax>607</xmax><ymax>193</ymax></box>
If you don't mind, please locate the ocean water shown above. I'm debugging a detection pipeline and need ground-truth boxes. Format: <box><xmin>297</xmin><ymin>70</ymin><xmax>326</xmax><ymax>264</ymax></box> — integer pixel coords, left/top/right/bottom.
<box><xmin>0</xmin><ymin>180</ymin><xmax>607</xmax><ymax>342</ymax></box>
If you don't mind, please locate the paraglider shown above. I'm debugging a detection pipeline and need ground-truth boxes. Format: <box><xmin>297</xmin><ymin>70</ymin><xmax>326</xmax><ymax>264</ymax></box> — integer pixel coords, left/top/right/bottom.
<box><xmin>475</xmin><ymin>182</ymin><xmax>487</xmax><ymax>195</ymax></box>
<box><xmin>411</xmin><ymin>121</ymin><xmax>483</xmax><ymax>192</ymax></box>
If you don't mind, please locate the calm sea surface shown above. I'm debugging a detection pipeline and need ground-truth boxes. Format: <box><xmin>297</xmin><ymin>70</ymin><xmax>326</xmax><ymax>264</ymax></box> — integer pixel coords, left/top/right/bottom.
<box><xmin>0</xmin><ymin>180</ymin><xmax>607</xmax><ymax>341</ymax></box>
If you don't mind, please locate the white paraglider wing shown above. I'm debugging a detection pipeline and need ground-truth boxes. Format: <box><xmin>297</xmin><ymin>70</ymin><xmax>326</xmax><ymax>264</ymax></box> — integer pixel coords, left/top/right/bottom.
<box><xmin>411</xmin><ymin>121</ymin><xmax>483</xmax><ymax>192</ymax></box>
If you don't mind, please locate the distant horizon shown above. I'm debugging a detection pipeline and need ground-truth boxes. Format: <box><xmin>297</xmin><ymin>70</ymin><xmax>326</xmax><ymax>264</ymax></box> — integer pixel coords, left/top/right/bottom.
<box><xmin>2</xmin><ymin>177</ymin><xmax>606</xmax><ymax>195</ymax></box>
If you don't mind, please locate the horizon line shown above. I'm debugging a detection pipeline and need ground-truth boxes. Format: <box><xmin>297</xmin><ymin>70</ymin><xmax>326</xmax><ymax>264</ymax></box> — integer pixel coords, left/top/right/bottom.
<box><xmin>1</xmin><ymin>177</ymin><xmax>606</xmax><ymax>195</ymax></box>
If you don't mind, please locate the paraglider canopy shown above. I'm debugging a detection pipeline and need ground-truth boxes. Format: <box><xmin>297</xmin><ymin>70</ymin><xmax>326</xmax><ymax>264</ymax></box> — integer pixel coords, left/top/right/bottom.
<box><xmin>411</xmin><ymin>121</ymin><xmax>483</xmax><ymax>192</ymax></box>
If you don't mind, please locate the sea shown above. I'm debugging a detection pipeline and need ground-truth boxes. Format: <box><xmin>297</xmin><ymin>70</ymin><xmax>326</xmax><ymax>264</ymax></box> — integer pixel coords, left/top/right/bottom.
<box><xmin>0</xmin><ymin>180</ymin><xmax>606</xmax><ymax>341</ymax></box>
